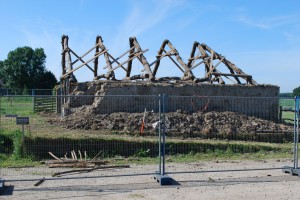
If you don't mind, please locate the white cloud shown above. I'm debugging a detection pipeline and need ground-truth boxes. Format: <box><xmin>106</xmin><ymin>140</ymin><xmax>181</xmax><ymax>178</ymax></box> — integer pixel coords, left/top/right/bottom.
<box><xmin>283</xmin><ymin>31</ymin><xmax>300</xmax><ymax>42</ymax></box>
<box><xmin>106</xmin><ymin>0</ymin><xmax>191</xmax><ymax>77</ymax></box>
<box><xmin>234</xmin><ymin>14</ymin><xmax>299</xmax><ymax>29</ymax></box>
<box><xmin>235</xmin><ymin>16</ymin><xmax>269</xmax><ymax>29</ymax></box>
<box><xmin>111</xmin><ymin>0</ymin><xmax>187</xmax><ymax>54</ymax></box>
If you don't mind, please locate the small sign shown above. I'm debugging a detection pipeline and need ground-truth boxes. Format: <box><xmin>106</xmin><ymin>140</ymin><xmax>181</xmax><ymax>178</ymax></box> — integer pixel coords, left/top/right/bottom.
<box><xmin>16</xmin><ymin>117</ymin><xmax>29</xmax><ymax>125</ymax></box>
<box><xmin>5</xmin><ymin>114</ymin><xmax>17</xmax><ymax>118</ymax></box>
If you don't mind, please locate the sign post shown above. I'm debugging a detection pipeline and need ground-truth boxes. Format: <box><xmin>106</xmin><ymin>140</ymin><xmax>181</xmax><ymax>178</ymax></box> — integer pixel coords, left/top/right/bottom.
<box><xmin>16</xmin><ymin>117</ymin><xmax>29</xmax><ymax>156</ymax></box>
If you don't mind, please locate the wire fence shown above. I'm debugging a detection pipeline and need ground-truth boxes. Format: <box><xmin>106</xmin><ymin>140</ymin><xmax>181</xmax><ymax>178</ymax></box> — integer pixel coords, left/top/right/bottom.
<box><xmin>0</xmin><ymin>88</ymin><xmax>54</xmax><ymax>96</ymax></box>
<box><xmin>0</xmin><ymin>95</ymin><xmax>297</xmax><ymax>181</ymax></box>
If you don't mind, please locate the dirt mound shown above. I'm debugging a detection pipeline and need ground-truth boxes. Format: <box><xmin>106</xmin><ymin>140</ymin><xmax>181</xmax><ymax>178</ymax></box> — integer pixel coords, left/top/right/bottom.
<box><xmin>43</xmin><ymin>110</ymin><xmax>293</xmax><ymax>136</ymax></box>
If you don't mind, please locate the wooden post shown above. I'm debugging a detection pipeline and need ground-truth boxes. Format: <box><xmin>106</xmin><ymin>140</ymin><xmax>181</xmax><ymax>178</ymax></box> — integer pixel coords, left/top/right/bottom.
<box><xmin>94</xmin><ymin>36</ymin><xmax>100</xmax><ymax>78</ymax></box>
<box><xmin>279</xmin><ymin>106</ymin><xmax>283</xmax><ymax>122</ymax></box>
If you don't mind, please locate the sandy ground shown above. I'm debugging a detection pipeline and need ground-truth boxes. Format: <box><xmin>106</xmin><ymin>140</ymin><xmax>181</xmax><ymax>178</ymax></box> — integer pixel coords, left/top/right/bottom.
<box><xmin>1</xmin><ymin>159</ymin><xmax>300</xmax><ymax>200</ymax></box>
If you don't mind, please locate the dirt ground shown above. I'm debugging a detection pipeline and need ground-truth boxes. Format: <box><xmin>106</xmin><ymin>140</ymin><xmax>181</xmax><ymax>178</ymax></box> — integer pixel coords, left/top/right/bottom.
<box><xmin>1</xmin><ymin>159</ymin><xmax>300</xmax><ymax>200</ymax></box>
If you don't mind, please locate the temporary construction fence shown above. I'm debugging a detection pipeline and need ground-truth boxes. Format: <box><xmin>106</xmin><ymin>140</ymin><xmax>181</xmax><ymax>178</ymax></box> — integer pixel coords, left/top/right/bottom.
<box><xmin>33</xmin><ymin>96</ymin><xmax>56</xmax><ymax>112</ymax></box>
<box><xmin>0</xmin><ymin>95</ymin><xmax>299</xmax><ymax>185</ymax></box>
<box><xmin>0</xmin><ymin>88</ymin><xmax>54</xmax><ymax>96</ymax></box>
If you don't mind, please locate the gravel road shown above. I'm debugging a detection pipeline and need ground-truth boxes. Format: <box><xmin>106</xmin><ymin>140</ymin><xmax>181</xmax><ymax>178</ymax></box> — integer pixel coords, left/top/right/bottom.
<box><xmin>1</xmin><ymin>159</ymin><xmax>300</xmax><ymax>200</ymax></box>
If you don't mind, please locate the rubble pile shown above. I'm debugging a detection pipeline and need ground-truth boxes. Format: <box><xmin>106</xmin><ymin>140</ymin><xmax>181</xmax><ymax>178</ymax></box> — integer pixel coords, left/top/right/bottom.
<box><xmin>45</xmin><ymin>110</ymin><xmax>293</xmax><ymax>136</ymax></box>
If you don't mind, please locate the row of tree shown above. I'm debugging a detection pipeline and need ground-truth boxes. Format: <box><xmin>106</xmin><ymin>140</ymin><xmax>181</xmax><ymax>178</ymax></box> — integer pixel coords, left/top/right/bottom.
<box><xmin>293</xmin><ymin>87</ymin><xmax>300</xmax><ymax>97</ymax></box>
<box><xmin>0</xmin><ymin>47</ymin><xmax>57</xmax><ymax>93</ymax></box>
<box><xmin>280</xmin><ymin>88</ymin><xmax>300</xmax><ymax>97</ymax></box>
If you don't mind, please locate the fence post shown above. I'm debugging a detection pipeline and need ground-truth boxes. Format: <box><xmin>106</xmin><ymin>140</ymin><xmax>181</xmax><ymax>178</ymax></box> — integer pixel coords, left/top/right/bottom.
<box><xmin>158</xmin><ymin>94</ymin><xmax>162</xmax><ymax>175</ymax></box>
<box><xmin>162</xmin><ymin>94</ymin><xmax>167</xmax><ymax>175</ymax></box>
<box><xmin>0</xmin><ymin>95</ymin><xmax>1</xmax><ymax>130</ymax></box>
<box><xmin>294</xmin><ymin>96</ymin><xmax>299</xmax><ymax>169</ymax></box>
<box><xmin>0</xmin><ymin>95</ymin><xmax>2</xmax><ymax>192</ymax></box>
<box><xmin>283</xmin><ymin>96</ymin><xmax>300</xmax><ymax>175</ymax></box>
<box><xmin>155</xmin><ymin>94</ymin><xmax>172</xmax><ymax>185</ymax></box>
<box><xmin>279</xmin><ymin>106</ymin><xmax>282</xmax><ymax>122</ymax></box>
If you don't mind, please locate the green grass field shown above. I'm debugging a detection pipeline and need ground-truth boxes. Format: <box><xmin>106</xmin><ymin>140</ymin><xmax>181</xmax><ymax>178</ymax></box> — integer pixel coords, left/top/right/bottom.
<box><xmin>279</xmin><ymin>98</ymin><xmax>294</xmax><ymax>108</ymax></box>
<box><xmin>0</xmin><ymin>96</ymin><xmax>34</xmax><ymax>116</ymax></box>
<box><xmin>280</xmin><ymin>98</ymin><xmax>296</xmax><ymax>122</ymax></box>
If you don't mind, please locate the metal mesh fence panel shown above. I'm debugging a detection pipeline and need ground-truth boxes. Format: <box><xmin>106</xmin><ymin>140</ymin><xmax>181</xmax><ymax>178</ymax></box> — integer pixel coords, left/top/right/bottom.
<box><xmin>0</xmin><ymin>89</ymin><xmax>53</xmax><ymax>96</ymax></box>
<box><xmin>162</xmin><ymin>96</ymin><xmax>295</xmax><ymax>174</ymax></box>
<box><xmin>0</xmin><ymin>95</ymin><xmax>297</xmax><ymax>181</ymax></box>
<box><xmin>0</xmin><ymin>95</ymin><xmax>160</xmax><ymax>180</ymax></box>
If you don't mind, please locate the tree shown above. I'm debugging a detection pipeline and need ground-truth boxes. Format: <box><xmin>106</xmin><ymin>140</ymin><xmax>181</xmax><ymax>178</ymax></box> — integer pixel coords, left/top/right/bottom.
<box><xmin>279</xmin><ymin>93</ymin><xmax>293</xmax><ymax>97</ymax></box>
<box><xmin>0</xmin><ymin>60</ymin><xmax>4</xmax><ymax>87</ymax></box>
<box><xmin>36</xmin><ymin>71</ymin><xmax>58</xmax><ymax>89</ymax></box>
<box><xmin>1</xmin><ymin>47</ymin><xmax>57</xmax><ymax>93</ymax></box>
<box><xmin>293</xmin><ymin>86</ymin><xmax>300</xmax><ymax>97</ymax></box>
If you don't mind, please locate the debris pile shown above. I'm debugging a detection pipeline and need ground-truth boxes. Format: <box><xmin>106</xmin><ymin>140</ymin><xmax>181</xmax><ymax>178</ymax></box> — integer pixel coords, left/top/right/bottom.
<box><xmin>44</xmin><ymin>111</ymin><xmax>293</xmax><ymax>136</ymax></box>
<box><xmin>45</xmin><ymin>151</ymin><xmax>108</xmax><ymax>168</ymax></box>
<box><xmin>44</xmin><ymin>151</ymin><xmax>130</xmax><ymax>177</ymax></box>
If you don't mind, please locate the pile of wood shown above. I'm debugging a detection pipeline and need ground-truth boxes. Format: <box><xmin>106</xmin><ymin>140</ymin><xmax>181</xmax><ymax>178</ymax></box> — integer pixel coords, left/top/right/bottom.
<box><xmin>44</xmin><ymin>151</ymin><xmax>130</xmax><ymax>177</ymax></box>
<box><xmin>45</xmin><ymin>151</ymin><xmax>108</xmax><ymax>168</ymax></box>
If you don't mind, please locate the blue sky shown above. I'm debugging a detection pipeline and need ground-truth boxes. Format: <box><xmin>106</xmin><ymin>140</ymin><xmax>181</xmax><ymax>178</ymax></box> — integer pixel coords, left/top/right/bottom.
<box><xmin>0</xmin><ymin>0</ymin><xmax>299</xmax><ymax>92</ymax></box>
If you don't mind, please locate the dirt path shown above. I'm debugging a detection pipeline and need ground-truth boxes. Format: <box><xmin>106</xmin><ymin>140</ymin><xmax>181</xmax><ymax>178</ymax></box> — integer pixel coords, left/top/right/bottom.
<box><xmin>1</xmin><ymin>159</ymin><xmax>300</xmax><ymax>200</ymax></box>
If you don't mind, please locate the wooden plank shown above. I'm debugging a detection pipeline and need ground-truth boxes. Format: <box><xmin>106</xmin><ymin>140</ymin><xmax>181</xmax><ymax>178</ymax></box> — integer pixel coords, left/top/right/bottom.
<box><xmin>52</xmin><ymin>165</ymin><xmax>130</xmax><ymax>177</ymax></box>
<box><xmin>69</xmin><ymin>49</ymin><xmax>94</xmax><ymax>72</ymax></box>
<box><xmin>108</xmin><ymin>49</ymin><xmax>149</xmax><ymax>73</ymax></box>
<box><xmin>149</xmin><ymin>49</ymin><xmax>173</xmax><ymax>67</ymax></box>
<box><xmin>107</xmin><ymin>53</ymin><xmax>127</xmax><ymax>72</ymax></box>
<box><xmin>209</xmin><ymin>50</ymin><xmax>214</xmax><ymax>74</ymax></box>
<box><xmin>166</xmin><ymin>41</ymin><xmax>191</xmax><ymax>74</ymax></box>
<box><xmin>188</xmin><ymin>57</ymin><xmax>210</xmax><ymax>72</ymax></box>
<box><xmin>204</xmin><ymin>56</ymin><xmax>225</xmax><ymax>77</ymax></box>
<box><xmin>202</xmin><ymin>43</ymin><xmax>257</xmax><ymax>85</ymax></box>
<box><xmin>130</xmin><ymin>38</ymin><xmax>153</xmax><ymax>79</ymax></box>
<box><xmin>48</xmin><ymin>163</ymin><xmax>95</xmax><ymax>168</ymax></box>
<box><xmin>211</xmin><ymin>72</ymin><xmax>252</xmax><ymax>78</ymax></box>
<box><xmin>103</xmin><ymin>46</ymin><xmax>135</xmax><ymax>71</ymax></box>
<box><xmin>163</xmin><ymin>50</ymin><xmax>185</xmax><ymax>73</ymax></box>
<box><xmin>34</xmin><ymin>177</ymin><xmax>45</xmax><ymax>187</ymax></box>
<box><xmin>61</xmin><ymin>49</ymin><xmax>108</xmax><ymax>79</ymax></box>
<box><xmin>49</xmin><ymin>152</ymin><xmax>62</xmax><ymax>161</ymax></box>
<box><xmin>74</xmin><ymin>43</ymin><xmax>100</xmax><ymax>61</ymax></box>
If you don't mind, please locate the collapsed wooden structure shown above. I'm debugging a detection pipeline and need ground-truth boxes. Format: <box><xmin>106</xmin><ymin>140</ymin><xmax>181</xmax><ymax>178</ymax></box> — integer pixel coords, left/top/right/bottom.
<box><xmin>60</xmin><ymin>35</ymin><xmax>257</xmax><ymax>95</ymax></box>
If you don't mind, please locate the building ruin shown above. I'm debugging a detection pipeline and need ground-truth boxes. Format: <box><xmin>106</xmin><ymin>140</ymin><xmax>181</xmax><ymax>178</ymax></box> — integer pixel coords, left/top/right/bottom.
<box><xmin>58</xmin><ymin>35</ymin><xmax>279</xmax><ymax>121</ymax></box>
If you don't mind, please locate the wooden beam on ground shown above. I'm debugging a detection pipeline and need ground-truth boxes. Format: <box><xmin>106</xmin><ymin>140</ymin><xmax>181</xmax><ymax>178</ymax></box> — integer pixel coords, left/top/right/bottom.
<box><xmin>48</xmin><ymin>152</ymin><xmax>62</xmax><ymax>162</ymax></box>
<box><xmin>52</xmin><ymin>165</ymin><xmax>130</xmax><ymax>177</ymax></box>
